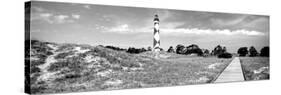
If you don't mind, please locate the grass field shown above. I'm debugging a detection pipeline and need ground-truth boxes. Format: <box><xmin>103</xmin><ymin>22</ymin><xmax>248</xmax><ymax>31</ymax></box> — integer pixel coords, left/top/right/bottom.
<box><xmin>240</xmin><ymin>57</ymin><xmax>269</xmax><ymax>81</ymax></box>
<box><xmin>27</xmin><ymin>40</ymin><xmax>233</xmax><ymax>94</ymax></box>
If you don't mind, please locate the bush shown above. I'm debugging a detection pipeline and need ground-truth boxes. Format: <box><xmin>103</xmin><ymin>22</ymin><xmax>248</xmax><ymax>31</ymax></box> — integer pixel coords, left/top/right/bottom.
<box><xmin>202</xmin><ymin>49</ymin><xmax>210</xmax><ymax>57</ymax></box>
<box><xmin>176</xmin><ymin>44</ymin><xmax>186</xmax><ymax>54</ymax></box>
<box><xmin>54</xmin><ymin>51</ymin><xmax>75</xmax><ymax>59</ymax></box>
<box><xmin>167</xmin><ymin>46</ymin><xmax>175</xmax><ymax>53</ymax></box>
<box><xmin>127</xmin><ymin>47</ymin><xmax>147</xmax><ymax>54</ymax></box>
<box><xmin>213</xmin><ymin>45</ymin><xmax>223</xmax><ymax>55</ymax></box>
<box><xmin>147</xmin><ymin>46</ymin><xmax>152</xmax><ymax>51</ymax></box>
<box><xmin>260</xmin><ymin>46</ymin><xmax>269</xmax><ymax>57</ymax></box>
<box><xmin>31</xmin><ymin>66</ymin><xmax>41</xmax><ymax>73</ymax></box>
<box><xmin>48</xmin><ymin>61</ymin><xmax>69</xmax><ymax>72</ymax></box>
<box><xmin>238</xmin><ymin>47</ymin><xmax>248</xmax><ymax>56</ymax></box>
<box><xmin>203</xmin><ymin>49</ymin><xmax>209</xmax><ymax>55</ymax></box>
<box><xmin>120</xmin><ymin>61</ymin><xmax>140</xmax><ymax>68</ymax></box>
<box><xmin>175</xmin><ymin>44</ymin><xmax>203</xmax><ymax>56</ymax></box>
<box><xmin>249</xmin><ymin>46</ymin><xmax>258</xmax><ymax>57</ymax></box>
<box><xmin>185</xmin><ymin>44</ymin><xmax>203</xmax><ymax>56</ymax></box>
<box><xmin>105</xmin><ymin>45</ymin><xmax>126</xmax><ymax>51</ymax></box>
<box><xmin>218</xmin><ymin>52</ymin><xmax>233</xmax><ymax>58</ymax></box>
<box><xmin>64</xmin><ymin>73</ymin><xmax>82</xmax><ymax>79</ymax></box>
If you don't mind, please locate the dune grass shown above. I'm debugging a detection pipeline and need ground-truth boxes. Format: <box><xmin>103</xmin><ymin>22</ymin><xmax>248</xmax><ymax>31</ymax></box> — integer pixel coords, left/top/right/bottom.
<box><xmin>240</xmin><ymin>57</ymin><xmax>269</xmax><ymax>81</ymax></box>
<box><xmin>28</xmin><ymin>41</ymin><xmax>233</xmax><ymax>94</ymax></box>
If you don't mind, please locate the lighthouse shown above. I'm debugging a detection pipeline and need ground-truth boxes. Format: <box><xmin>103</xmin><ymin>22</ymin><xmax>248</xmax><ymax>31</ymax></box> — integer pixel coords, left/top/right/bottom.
<box><xmin>153</xmin><ymin>14</ymin><xmax>160</xmax><ymax>52</ymax></box>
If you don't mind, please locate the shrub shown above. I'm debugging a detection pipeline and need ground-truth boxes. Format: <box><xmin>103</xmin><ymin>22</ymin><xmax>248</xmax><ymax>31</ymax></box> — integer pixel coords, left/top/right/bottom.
<box><xmin>120</xmin><ymin>61</ymin><xmax>140</xmax><ymax>68</ymax></box>
<box><xmin>260</xmin><ymin>46</ymin><xmax>269</xmax><ymax>57</ymax></box>
<box><xmin>54</xmin><ymin>51</ymin><xmax>75</xmax><ymax>59</ymax></box>
<box><xmin>176</xmin><ymin>44</ymin><xmax>203</xmax><ymax>56</ymax></box>
<box><xmin>167</xmin><ymin>46</ymin><xmax>175</xmax><ymax>53</ymax></box>
<box><xmin>105</xmin><ymin>45</ymin><xmax>126</xmax><ymax>51</ymax></box>
<box><xmin>64</xmin><ymin>73</ymin><xmax>82</xmax><ymax>79</ymax></box>
<box><xmin>48</xmin><ymin>61</ymin><xmax>69</xmax><ymax>72</ymax></box>
<box><xmin>31</xmin><ymin>67</ymin><xmax>41</xmax><ymax>73</ymax></box>
<box><xmin>203</xmin><ymin>49</ymin><xmax>209</xmax><ymax>55</ymax></box>
<box><xmin>218</xmin><ymin>52</ymin><xmax>233</xmax><ymax>58</ymax></box>
<box><xmin>213</xmin><ymin>45</ymin><xmax>226</xmax><ymax>55</ymax></box>
<box><xmin>176</xmin><ymin>44</ymin><xmax>185</xmax><ymax>54</ymax></box>
<box><xmin>249</xmin><ymin>46</ymin><xmax>258</xmax><ymax>57</ymax></box>
<box><xmin>185</xmin><ymin>44</ymin><xmax>203</xmax><ymax>56</ymax></box>
<box><xmin>55</xmin><ymin>44</ymin><xmax>75</xmax><ymax>52</ymax></box>
<box><xmin>222</xmin><ymin>47</ymin><xmax>227</xmax><ymax>53</ymax></box>
<box><xmin>147</xmin><ymin>46</ymin><xmax>152</xmax><ymax>51</ymax></box>
<box><xmin>238</xmin><ymin>47</ymin><xmax>248</xmax><ymax>56</ymax></box>
<box><xmin>49</xmin><ymin>57</ymin><xmax>86</xmax><ymax>73</ymax></box>
<box><xmin>202</xmin><ymin>49</ymin><xmax>210</xmax><ymax>57</ymax></box>
<box><xmin>188</xmin><ymin>48</ymin><xmax>203</xmax><ymax>55</ymax></box>
<box><xmin>127</xmin><ymin>47</ymin><xmax>147</xmax><ymax>54</ymax></box>
<box><xmin>31</xmin><ymin>59</ymin><xmax>45</xmax><ymax>66</ymax></box>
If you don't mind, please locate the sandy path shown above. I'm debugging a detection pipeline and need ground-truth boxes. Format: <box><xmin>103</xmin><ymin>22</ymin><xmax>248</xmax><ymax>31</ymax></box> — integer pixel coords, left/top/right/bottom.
<box><xmin>37</xmin><ymin>44</ymin><xmax>60</xmax><ymax>81</ymax></box>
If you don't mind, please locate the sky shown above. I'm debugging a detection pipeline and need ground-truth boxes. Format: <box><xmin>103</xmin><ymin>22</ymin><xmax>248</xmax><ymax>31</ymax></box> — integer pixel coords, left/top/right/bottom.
<box><xmin>27</xmin><ymin>1</ymin><xmax>269</xmax><ymax>53</ymax></box>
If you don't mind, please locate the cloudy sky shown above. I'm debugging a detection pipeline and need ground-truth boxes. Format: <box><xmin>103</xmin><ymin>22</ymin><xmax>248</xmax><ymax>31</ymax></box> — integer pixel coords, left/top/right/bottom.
<box><xmin>28</xmin><ymin>1</ymin><xmax>269</xmax><ymax>53</ymax></box>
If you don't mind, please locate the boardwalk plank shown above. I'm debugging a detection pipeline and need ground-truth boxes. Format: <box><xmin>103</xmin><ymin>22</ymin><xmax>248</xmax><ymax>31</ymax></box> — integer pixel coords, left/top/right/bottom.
<box><xmin>214</xmin><ymin>57</ymin><xmax>244</xmax><ymax>83</ymax></box>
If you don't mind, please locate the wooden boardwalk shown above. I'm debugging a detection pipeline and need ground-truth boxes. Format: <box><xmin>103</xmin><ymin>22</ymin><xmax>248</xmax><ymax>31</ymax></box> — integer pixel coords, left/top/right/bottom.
<box><xmin>214</xmin><ymin>57</ymin><xmax>245</xmax><ymax>83</ymax></box>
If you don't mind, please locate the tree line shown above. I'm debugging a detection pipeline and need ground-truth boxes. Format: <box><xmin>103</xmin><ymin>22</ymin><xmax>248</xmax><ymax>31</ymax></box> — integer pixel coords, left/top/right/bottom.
<box><xmin>237</xmin><ymin>46</ymin><xmax>269</xmax><ymax>57</ymax></box>
<box><xmin>169</xmin><ymin>44</ymin><xmax>232</xmax><ymax>58</ymax></box>
<box><xmin>104</xmin><ymin>44</ymin><xmax>269</xmax><ymax>58</ymax></box>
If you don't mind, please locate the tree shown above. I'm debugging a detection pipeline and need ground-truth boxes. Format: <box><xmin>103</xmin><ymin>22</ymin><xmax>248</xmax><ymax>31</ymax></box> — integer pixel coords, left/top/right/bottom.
<box><xmin>260</xmin><ymin>46</ymin><xmax>269</xmax><ymax>57</ymax></box>
<box><xmin>237</xmin><ymin>47</ymin><xmax>248</xmax><ymax>56</ymax></box>
<box><xmin>222</xmin><ymin>47</ymin><xmax>227</xmax><ymax>53</ymax></box>
<box><xmin>176</xmin><ymin>44</ymin><xmax>185</xmax><ymax>54</ymax></box>
<box><xmin>213</xmin><ymin>45</ymin><xmax>224</xmax><ymax>55</ymax></box>
<box><xmin>147</xmin><ymin>46</ymin><xmax>152</xmax><ymax>51</ymax></box>
<box><xmin>175</xmin><ymin>44</ymin><xmax>204</xmax><ymax>56</ymax></box>
<box><xmin>210</xmin><ymin>50</ymin><xmax>214</xmax><ymax>55</ymax></box>
<box><xmin>159</xmin><ymin>48</ymin><xmax>164</xmax><ymax>51</ymax></box>
<box><xmin>203</xmin><ymin>49</ymin><xmax>210</xmax><ymax>55</ymax></box>
<box><xmin>249</xmin><ymin>46</ymin><xmax>258</xmax><ymax>57</ymax></box>
<box><xmin>127</xmin><ymin>47</ymin><xmax>147</xmax><ymax>54</ymax></box>
<box><xmin>105</xmin><ymin>45</ymin><xmax>126</xmax><ymax>51</ymax></box>
<box><xmin>167</xmin><ymin>46</ymin><xmax>175</xmax><ymax>53</ymax></box>
<box><xmin>202</xmin><ymin>49</ymin><xmax>210</xmax><ymax>57</ymax></box>
<box><xmin>185</xmin><ymin>44</ymin><xmax>203</xmax><ymax>56</ymax></box>
<box><xmin>218</xmin><ymin>52</ymin><xmax>232</xmax><ymax>58</ymax></box>
<box><xmin>140</xmin><ymin>48</ymin><xmax>147</xmax><ymax>53</ymax></box>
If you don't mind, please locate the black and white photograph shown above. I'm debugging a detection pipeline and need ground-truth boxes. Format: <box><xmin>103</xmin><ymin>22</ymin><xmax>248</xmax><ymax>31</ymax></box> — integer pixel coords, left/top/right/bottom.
<box><xmin>25</xmin><ymin>1</ymin><xmax>269</xmax><ymax>94</ymax></box>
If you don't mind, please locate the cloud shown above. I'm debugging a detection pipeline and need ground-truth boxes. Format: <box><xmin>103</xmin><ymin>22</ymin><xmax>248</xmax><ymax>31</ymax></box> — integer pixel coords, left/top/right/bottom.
<box><xmin>102</xmin><ymin>13</ymin><xmax>265</xmax><ymax>36</ymax></box>
<box><xmin>161</xmin><ymin>28</ymin><xmax>265</xmax><ymax>36</ymax></box>
<box><xmin>30</xmin><ymin>29</ymin><xmax>42</xmax><ymax>33</ymax></box>
<box><xmin>104</xmin><ymin>23</ymin><xmax>265</xmax><ymax>36</ymax></box>
<box><xmin>107</xmin><ymin>24</ymin><xmax>131</xmax><ymax>33</ymax></box>
<box><xmin>30</xmin><ymin>6</ymin><xmax>81</xmax><ymax>24</ymax></box>
<box><xmin>211</xmin><ymin>16</ymin><xmax>247</xmax><ymax>26</ymax></box>
<box><xmin>154</xmin><ymin>10</ymin><xmax>173</xmax><ymax>21</ymax></box>
<box><xmin>72</xmin><ymin>14</ymin><xmax>80</xmax><ymax>19</ymax></box>
<box><xmin>161</xmin><ymin>22</ymin><xmax>185</xmax><ymax>29</ymax></box>
<box><xmin>83</xmin><ymin>5</ymin><xmax>91</xmax><ymax>9</ymax></box>
<box><xmin>32</xmin><ymin>6</ymin><xmax>45</xmax><ymax>12</ymax></box>
<box><xmin>39</xmin><ymin>13</ymin><xmax>53</xmax><ymax>17</ymax></box>
<box><xmin>31</xmin><ymin>12</ymin><xmax>54</xmax><ymax>23</ymax></box>
<box><xmin>210</xmin><ymin>15</ymin><xmax>269</xmax><ymax>32</ymax></box>
<box><xmin>94</xmin><ymin>25</ymin><xmax>107</xmax><ymax>30</ymax></box>
<box><xmin>56</xmin><ymin>15</ymin><xmax>69</xmax><ymax>19</ymax></box>
<box><xmin>241</xmin><ymin>17</ymin><xmax>269</xmax><ymax>31</ymax></box>
<box><xmin>53</xmin><ymin>15</ymin><xmax>72</xmax><ymax>23</ymax></box>
<box><xmin>32</xmin><ymin>12</ymin><xmax>81</xmax><ymax>24</ymax></box>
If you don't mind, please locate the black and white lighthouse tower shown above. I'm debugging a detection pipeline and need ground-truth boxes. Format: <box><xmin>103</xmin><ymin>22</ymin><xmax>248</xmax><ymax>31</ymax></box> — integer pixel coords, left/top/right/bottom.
<box><xmin>153</xmin><ymin>14</ymin><xmax>160</xmax><ymax>52</ymax></box>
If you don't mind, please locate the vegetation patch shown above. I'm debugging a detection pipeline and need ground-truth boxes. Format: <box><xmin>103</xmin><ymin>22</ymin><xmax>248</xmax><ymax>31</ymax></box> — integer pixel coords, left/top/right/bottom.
<box><xmin>27</xmin><ymin>40</ymin><xmax>233</xmax><ymax>94</ymax></box>
<box><xmin>240</xmin><ymin>57</ymin><xmax>269</xmax><ymax>80</ymax></box>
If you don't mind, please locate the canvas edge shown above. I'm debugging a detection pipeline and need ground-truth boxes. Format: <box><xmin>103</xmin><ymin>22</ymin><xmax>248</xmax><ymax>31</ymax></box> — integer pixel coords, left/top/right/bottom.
<box><xmin>24</xmin><ymin>1</ymin><xmax>31</xmax><ymax>94</ymax></box>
